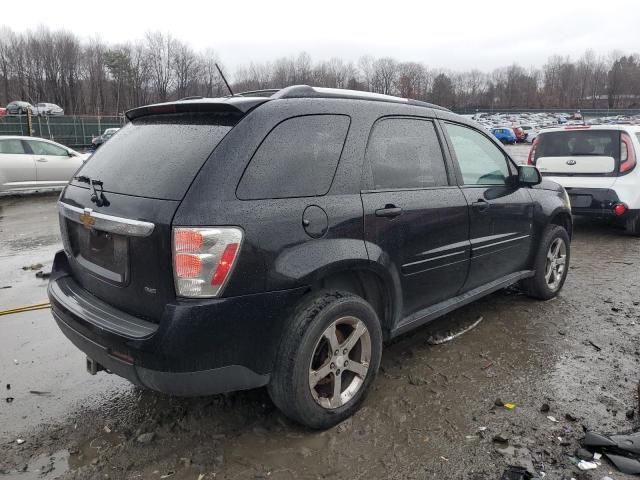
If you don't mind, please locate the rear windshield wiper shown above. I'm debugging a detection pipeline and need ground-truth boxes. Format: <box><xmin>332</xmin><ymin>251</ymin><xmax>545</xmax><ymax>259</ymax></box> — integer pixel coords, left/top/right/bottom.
<box><xmin>74</xmin><ymin>175</ymin><xmax>110</xmax><ymax>207</ymax></box>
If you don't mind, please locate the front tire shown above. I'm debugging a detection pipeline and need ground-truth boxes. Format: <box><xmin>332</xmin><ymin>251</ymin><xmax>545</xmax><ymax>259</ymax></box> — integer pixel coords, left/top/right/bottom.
<box><xmin>268</xmin><ymin>291</ymin><xmax>382</xmax><ymax>429</ymax></box>
<box><xmin>522</xmin><ymin>225</ymin><xmax>570</xmax><ymax>300</ymax></box>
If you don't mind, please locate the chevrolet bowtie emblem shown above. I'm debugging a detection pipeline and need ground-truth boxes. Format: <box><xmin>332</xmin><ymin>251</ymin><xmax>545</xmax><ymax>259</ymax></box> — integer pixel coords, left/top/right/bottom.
<box><xmin>79</xmin><ymin>208</ymin><xmax>96</xmax><ymax>230</ymax></box>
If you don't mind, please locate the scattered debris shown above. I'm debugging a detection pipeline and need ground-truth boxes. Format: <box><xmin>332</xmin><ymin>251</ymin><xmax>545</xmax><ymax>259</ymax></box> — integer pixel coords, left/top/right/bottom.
<box><xmin>583</xmin><ymin>430</ymin><xmax>640</xmax><ymax>475</ymax></box>
<box><xmin>427</xmin><ymin>316</ymin><xmax>483</xmax><ymax>345</ymax></box>
<box><xmin>35</xmin><ymin>270</ymin><xmax>51</xmax><ymax>279</ymax></box>
<box><xmin>29</xmin><ymin>390</ymin><xmax>52</xmax><ymax>396</ymax></box>
<box><xmin>6</xmin><ymin>384</ymin><xmax>10</xmax><ymax>390</ymax></box>
<box><xmin>540</xmin><ymin>403</ymin><xmax>550</xmax><ymax>413</ymax></box>
<box><xmin>16</xmin><ymin>439</ymin><xmax>25</xmax><ymax>445</ymax></box>
<box><xmin>336</xmin><ymin>418</ymin><xmax>353</xmax><ymax>433</ymax></box>
<box><xmin>493</xmin><ymin>433</ymin><xmax>510</xmax><ymax>443</ymax></box>
<box><xmin>577</xmin><ymin>459</ymin><xmax>598</xmax><ymax>470</ymax></box>
<box><xmin>547</xmin><ymin>416</ymin><xmax>559</xmax><ymax>423</ymax></box>
<box><xmin>21</xmin><ymin>263</ymin><xmax>43</xmax><ymax>271</ymax></box>
<box><xmin>0</xmin><ymin>285</ymin><xmax>11</xmax><ymax>289</ymax></box>
<box><xmin>587</xmin><ymin>340</ymin><xmax>602</xmax><ymax>352</ymax></box>
<box><xmin>499</xmin><ymin>466</ymin><xmax>533</xmax><ymax>480</ymax></box>
<box><xmin>136</xmin><ymin>432</ymin><xmax>155</xmax><ymax>444</ymax></box>
<box><xmin>574</xmin><ymin>448</ymin><xmax>594</xmax><ymax>460</ymax></box>
<box><xmin>495</xmin><ymin>398</ymin><xmax>505</xmax><ymax>407</ymax></box>
<box><xmin>565</xmin><ymin>413</ymin><xmax>577</xmax><ymax>422</ymax></box>
<box><xmin>5</xmin><ymin>397</ymin><xmax>14</xmax><ymax>403</ymax></box>
<box><xmin>504</xmin><ymin>402</ymin><xmax>516</xmax><ymax>410</ymax></box>
<box><xmin>627</xmin><ymin>408</ymin><xmax>635</xmax><ymax>419</ymax></box>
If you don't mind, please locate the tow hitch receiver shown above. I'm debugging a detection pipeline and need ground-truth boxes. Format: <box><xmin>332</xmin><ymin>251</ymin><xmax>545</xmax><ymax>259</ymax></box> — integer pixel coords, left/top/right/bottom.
<box><xmin>86</xmin><ymin>357</ymin><xmax>104</xmax><ymax>375</ymax></box>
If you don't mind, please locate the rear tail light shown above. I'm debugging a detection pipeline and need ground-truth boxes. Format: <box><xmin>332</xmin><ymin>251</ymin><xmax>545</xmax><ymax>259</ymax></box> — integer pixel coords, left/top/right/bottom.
<box><xmin>172</xmin><ymin>227</ymin><xmax>243</xmax><ymax>298</ymax></box>
<box><xmin>527</xmin><ymin>137</ymin><xmax>539</xmax><ymax>165</ymax></box>
<box><xmin>620</xmin><ymin>132</ymin><xmax>636</xmax><ymax>174</ymax></box>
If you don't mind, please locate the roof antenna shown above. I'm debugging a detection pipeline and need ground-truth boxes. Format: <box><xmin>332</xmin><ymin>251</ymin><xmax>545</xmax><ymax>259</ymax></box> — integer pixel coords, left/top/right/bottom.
<box><xmin>216</xmin><ymin>63</ymin><xmax>234</xmax><ymax>96</ymax></box>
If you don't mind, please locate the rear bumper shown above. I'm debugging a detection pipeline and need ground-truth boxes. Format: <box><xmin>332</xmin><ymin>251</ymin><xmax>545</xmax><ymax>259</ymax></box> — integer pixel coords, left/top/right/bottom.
<box><xmin>564</xmin><ymin>187</ymin><xmax>638</xmax><ymax>219</ymax></box>
<box><xmin>48</xmin><ymin>251</ymin><xmax>307</xmax><ymax>396</ymax></box>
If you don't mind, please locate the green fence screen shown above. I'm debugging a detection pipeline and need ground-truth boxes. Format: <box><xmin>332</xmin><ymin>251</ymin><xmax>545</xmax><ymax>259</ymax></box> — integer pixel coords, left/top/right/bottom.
<box><xmin>0</xmin><ymin>115</ymin><xmax>126</xmax><ymax>149</ymax></box>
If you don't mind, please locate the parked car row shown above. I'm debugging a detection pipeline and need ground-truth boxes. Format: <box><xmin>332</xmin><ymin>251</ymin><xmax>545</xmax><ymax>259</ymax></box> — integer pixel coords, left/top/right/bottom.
<box><xmin>474</xmin><ymin>111</ymin><xmax>640</xmax><ymax>145</ymax></box>
<box><xmin>3</xmin><ymin>100</ymin><xmax>64</xmax><ymax>116</ymax></box>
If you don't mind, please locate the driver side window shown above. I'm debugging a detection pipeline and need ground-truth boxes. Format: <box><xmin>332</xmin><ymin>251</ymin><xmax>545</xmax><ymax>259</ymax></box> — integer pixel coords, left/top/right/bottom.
<box><xmin>446</xmin><ymin>123</ymin><xmax>510</xmax><ymax>185</ymax></box>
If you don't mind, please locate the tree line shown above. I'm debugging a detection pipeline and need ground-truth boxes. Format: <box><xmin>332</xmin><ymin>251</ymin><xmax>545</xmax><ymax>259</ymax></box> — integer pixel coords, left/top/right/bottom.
<box><xmin>1</xmin><ymin>26</ymin><xmax>639</xmax><ymax>115</ymax></box>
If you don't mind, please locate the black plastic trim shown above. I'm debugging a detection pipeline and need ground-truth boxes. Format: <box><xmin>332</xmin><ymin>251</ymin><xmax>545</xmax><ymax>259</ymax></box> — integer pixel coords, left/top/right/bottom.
<box><xmin>49</xmin><ymin>275</ymin><xmax>158</xmax><ymax>339</ymax></box>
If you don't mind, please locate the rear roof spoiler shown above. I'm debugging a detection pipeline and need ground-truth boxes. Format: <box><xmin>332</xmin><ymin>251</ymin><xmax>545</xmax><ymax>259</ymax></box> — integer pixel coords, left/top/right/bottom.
<box><xmin>126</xmin><ymin>97</ymin><xmax>270</xmax><ymax>121</ymax></box>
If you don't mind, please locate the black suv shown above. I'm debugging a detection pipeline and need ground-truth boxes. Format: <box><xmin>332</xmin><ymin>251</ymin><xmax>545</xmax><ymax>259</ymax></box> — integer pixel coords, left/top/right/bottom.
<box><xmin>49</xmin><ymin>86</ymin><xmax>572</xmax><ymax>429</ymax></box>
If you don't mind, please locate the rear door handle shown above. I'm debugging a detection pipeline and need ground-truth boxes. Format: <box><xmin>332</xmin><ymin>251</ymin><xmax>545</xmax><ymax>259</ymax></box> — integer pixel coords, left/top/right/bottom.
<box><xmin>472</xmin><ymin>199</ymin><xmax>489</xmax><ymax>211</ymax></box>
<box><xmin>36</xmin><ymin>157</ymin><xmax>47</xmax><ymax>163</ymax></box>
<box><xmin>375</xmin><ymin>205</ymin><xmax>403</xmax><ymax>218</ymax></box>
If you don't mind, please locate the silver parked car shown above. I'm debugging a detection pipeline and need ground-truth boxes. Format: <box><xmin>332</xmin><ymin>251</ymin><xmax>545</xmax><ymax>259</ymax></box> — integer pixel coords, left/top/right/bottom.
<box><xmin>0</xmin><ymin>136</ymin><xmax>90</xmax><ymax>193</ymax></box>
<box><xmin>6</xmin><ymin>101</ymin><xmax>34</xmax><ymax>115</ymax></box>
<box><xmin>33</xmin><ymin>102</ymin><xmax>64</xmax><ymax>116</ymax></box>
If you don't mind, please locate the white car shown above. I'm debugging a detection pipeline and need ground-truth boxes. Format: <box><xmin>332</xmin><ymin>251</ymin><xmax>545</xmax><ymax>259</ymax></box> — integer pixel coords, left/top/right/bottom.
<box><xmin>529</xmin><ymin>125</ymin><xmax>640</xmax><ymax>235</ymax></box>
<box><xmin>33</xmin><ymin>103</ymin><xmax>64</xmax><ymax>116</ymax></box>
<box><xmin>0</xmin><ymin>136</ymin><xmax>90</xmax><ymax>193</ymax></box>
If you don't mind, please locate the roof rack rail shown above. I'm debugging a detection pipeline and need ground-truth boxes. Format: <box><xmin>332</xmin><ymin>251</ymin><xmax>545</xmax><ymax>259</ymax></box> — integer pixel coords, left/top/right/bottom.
<box><xmin>234</xmin><ymin>89</ymin><xmax>281</xmax><ymax>98</ymax></box>
<box><xmin>178</xmin><ymin>96</ymin><xmax>205</xmax><ymax>101</ymax></box>
<box><xmin>271</xmin><ymin>85</ymin><xmax>449</xmax><ymax>111</ymax></box>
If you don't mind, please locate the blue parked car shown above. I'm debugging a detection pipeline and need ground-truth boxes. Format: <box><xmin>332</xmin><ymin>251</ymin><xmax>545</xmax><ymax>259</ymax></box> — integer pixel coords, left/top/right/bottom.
<box><xmin>491</xmin><ymin>127</ymin><xmax>517</xmax><ymax>144</ymax></box>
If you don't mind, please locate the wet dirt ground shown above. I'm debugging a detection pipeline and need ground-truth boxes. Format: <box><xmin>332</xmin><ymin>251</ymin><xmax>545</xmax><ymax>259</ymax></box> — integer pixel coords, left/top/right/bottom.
<box><xmin>2</xmin><ymin>148</ymin><xmax>640</xmax><ymax>479</ymax></box>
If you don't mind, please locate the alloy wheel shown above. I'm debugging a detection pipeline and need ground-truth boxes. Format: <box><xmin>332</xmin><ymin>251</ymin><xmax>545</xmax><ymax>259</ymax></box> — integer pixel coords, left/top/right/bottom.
<box><xmin>545</xmin><ymin>237</ymin><xmax>567</xmax><ymax>291</ymax></box>
<box><xmin>308</xmin><ymin>316</ymin><xmax>372</xmax><ymax>409</ymax></box>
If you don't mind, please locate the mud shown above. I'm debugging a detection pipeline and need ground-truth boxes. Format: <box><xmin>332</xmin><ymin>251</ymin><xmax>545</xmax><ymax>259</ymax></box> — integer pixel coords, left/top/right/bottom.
<box><xmin>2</xmin><ymin>168</ymin><xmax>640</xmax><ymax>479</ymax></box>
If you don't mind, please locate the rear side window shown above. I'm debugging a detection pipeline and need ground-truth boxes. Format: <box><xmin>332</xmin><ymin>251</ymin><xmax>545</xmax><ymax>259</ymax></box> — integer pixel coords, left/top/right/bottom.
<box><xmin>74</xmin><ymin>112</ymin><xmax>239</xmax><ymax>200</ymax></box>
<box><xmin>535</xmin><ymin>130</ymin><xmax>620</xmax><ymax>160</ymax></box>
<box><xmin>366</xmin><ymin>118</ymin><xmax>448</xmax><ymax>190</ymax></box>
<box><xmin>237</xmin><ymin>115</ymin><xmax>350</xmax><ymax>200</ymax></box>
<box><xmin>0</xmin><ymin>139</ymin><xmax>26</xmax><ymax>154</ymax></box>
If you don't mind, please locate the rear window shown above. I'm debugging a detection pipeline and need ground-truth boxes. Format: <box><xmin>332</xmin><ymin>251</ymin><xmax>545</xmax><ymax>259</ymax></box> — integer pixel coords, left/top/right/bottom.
<box><xmin>535</xmin><ymin>130</ymin><xmax>620</xmax><ymax>160</ymax></box>
<box><xmin>236</xmin><ymin>115</ymin><xmax>350</xmax><ymax>200</ymax></box>
<box><xmin>74</xmin><ymin>112</ymin><xmax>239</xmax><ymax>200</ymax></box>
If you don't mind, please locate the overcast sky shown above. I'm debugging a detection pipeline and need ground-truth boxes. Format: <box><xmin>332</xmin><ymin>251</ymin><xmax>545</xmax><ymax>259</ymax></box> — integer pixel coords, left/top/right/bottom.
<box><xmin>4</xmin><ymin>0</ymin><xmax>640</xmax><ymax>75</ymax></box>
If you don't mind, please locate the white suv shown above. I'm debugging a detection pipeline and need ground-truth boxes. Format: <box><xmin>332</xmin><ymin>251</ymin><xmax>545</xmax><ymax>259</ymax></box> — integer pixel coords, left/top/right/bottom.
<box><xmin>528</xmin><ymin>125</ymin><xmax>640</xmax><ymax>235</ymax></box>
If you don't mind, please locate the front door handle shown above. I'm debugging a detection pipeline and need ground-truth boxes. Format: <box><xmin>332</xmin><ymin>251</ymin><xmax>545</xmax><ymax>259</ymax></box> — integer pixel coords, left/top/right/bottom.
<box><xmin>375</xmin><ymin>204</ymin><xmax>403</xmax><ymax>218</ymax></box>
<box><xmin>472</xmin><ymin>199</ymin><xmax>489</xmax><ymax>212</ymax></box>
<box><xmin>36</xmin><ymin>157</ymin><xmax>47</xmax><ymax>163</ymax></box>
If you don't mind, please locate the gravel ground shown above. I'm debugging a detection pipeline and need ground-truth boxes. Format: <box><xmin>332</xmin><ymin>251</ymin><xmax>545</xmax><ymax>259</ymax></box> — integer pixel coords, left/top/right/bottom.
<box><xmin>2</xmin><ymin>160</ymin><xmax>640</xmax><ymax>479</ymax></box>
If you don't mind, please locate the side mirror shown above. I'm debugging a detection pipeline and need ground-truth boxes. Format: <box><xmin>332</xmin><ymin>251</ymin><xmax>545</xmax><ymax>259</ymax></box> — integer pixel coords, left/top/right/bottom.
<box><xmin>518</xmin><ymin>165</ymin><xmax>542</xmax><ymax>186</ymax></box>
<box><xmin>67</xmin><ymin>150</ymin><xmax>75</xmax><ymax>157</ymax></box>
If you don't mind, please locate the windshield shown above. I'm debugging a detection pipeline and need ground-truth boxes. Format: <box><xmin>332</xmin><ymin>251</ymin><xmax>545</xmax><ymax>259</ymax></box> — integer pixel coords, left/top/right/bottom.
<box><xmin>73</xmin><ymin>112</ymin><xmax>240</xmax><ymax>200</ymax></box>
<box><xmin>535</xmin><ymin>130</ymin><xmax>620</xmax><ymax>160</ymax></box>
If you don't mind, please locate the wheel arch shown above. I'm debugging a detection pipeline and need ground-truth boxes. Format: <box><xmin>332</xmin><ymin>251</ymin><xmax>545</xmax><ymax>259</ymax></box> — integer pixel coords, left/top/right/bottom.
<box><xmin>305</xmin><ymin>262</ymin><xmax>400</xmax><ymax>339</ymax></box>
<box><xmin>548</xmin><ymin>208</ymin><xmax>573</xmax><ymax>239</ymax></box>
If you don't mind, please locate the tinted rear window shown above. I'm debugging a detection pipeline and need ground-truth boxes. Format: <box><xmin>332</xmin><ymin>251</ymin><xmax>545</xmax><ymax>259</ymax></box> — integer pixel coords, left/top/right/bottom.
<box><xmin>367</xmin><ymin>118</ymin><xmax>448</xmax><ymax>189</ymax></box>
<box><xmin>74</xmin><ymin>113</ymin><xmax>238</xmax><ymax>200</ymax></box>
<box><xmin>236</xmin><ymin>115</ymin><xmax>350</xmax><ymax>200</ymax></box>
<box><xmin>535</xmin><ymin>130</ymin><xmax>620</xmax><ymax>160</ymax></box>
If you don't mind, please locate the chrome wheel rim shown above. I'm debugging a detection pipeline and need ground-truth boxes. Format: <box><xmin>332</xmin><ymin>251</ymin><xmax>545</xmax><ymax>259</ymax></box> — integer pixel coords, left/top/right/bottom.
<box><xmin>545</xmin><ymin>237</ymin><xmax>567</xmax><ymax>291</ymax></box>
<box><xmin>308</xmin><ymin>316</ymin><xmax>372</xmax><ymax>409</ymax></box>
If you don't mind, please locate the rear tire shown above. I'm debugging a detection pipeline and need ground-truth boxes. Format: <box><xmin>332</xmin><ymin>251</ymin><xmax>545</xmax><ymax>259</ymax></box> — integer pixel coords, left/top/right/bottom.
<box><xmin>625</xmin><ymin>215</ymin><xmax>640</xmax><ymax>236</ymax></box>
<box><xmin>521</xmin><ymin>225</ymin><xmax>570</xmax><ymax>300</ymax></box>
<box><xmin>268</xmin><ymin>291</ymin><xmax>382</xmax><ymax>429</ymax></box>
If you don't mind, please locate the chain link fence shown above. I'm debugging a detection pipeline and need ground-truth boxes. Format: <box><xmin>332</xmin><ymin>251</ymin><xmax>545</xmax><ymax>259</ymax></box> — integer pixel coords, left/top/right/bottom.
<box><xmin>0</xmin><ymin>115</ymin><xmax>126</xmax><ymax>149</ymax></box>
